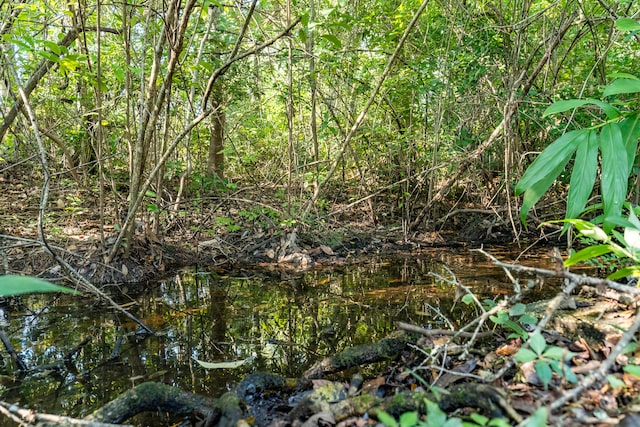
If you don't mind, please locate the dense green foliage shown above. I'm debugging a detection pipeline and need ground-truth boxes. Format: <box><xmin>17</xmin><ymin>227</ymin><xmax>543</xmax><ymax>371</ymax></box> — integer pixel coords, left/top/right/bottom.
<box><xmin>0</xmin><ymin>0</ymin><xmax>638</xmax><ymax>245</ymax></box>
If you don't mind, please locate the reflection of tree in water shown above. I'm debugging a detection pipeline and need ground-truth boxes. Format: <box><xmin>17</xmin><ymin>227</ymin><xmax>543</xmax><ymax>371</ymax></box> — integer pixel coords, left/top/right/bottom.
<box><xmin>2</xmin><ymin>254</ymin><xmax>519</xmax><ymax>419</ymax></box>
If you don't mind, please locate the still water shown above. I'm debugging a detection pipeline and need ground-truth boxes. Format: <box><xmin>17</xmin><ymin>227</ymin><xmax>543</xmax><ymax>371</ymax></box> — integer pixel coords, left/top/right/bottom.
<box><xmin>0</xmin><ymin>246</ymin><xmax>561</xmax><ymax>421</ymax></box>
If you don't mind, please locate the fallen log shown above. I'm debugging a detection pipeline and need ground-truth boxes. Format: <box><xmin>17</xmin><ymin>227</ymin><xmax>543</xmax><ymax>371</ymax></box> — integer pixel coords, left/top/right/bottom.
<box><xmin>86</xmin><ymin>381</ymin><xmax>216</xmax><ymax>424</ymax></box>
<box><xmin>302</xmin><ymin>330</ymin><xmax>415</xmax><ymax>380</ymax></box>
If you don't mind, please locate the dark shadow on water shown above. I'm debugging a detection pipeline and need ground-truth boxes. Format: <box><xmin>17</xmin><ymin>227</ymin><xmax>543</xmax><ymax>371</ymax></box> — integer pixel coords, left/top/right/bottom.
<box><xmin>0</xmin><ymin>246</ymin><xmax>566</xmax><ymax>423</ymax></box>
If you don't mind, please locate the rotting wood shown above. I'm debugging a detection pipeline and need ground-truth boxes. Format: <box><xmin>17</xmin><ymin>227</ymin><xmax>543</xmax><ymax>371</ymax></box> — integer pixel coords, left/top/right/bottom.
<box><xmin>86</xmin><ymin>381</ymin><xmax>216</xmax><ymax>424</ymax></box>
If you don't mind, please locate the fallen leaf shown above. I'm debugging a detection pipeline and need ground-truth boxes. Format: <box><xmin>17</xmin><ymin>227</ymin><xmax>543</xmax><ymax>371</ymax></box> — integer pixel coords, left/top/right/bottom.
<box><xmin>194</xmin><ymin>357</ymin><xmax>251</xmax><ymax>369</ymax></box>
<box><xmin>319</xmin><ymin>245</ymin><xmax>334</xmax><ymax>255</ymax></box>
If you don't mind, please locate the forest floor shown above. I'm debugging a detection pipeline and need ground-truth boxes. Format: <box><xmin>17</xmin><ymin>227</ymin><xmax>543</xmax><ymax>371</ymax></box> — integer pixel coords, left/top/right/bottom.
<box><xmin>2</xmin><ymin>163</ymin><xmax>640</xmax><ymax>427</ymax></box>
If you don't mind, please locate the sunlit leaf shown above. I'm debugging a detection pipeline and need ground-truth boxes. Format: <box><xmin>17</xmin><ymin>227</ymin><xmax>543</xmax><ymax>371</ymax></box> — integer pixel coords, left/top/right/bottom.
<box><xmin>194</xmin><ymin>357</ymin><xmax>250</xmax><ymax>369</ymax></box>
<box><xmin>399</xmin><ymin>411</ymin><xmax>418</xmax><ymax>427</ymax></box>
<box><xmin>606</xmin><ymin>265</ymin><xmax>640</xmax><ymax>281</ymax></box>
<box><xmin>516</xmin><ymin>130</ymin><xmax>584</xmax><ymax>195</ymax></box>
<box><xmin>603</xmin><ymin>79</ymin><xmax>640</xmax><ymax>97</ymax></box>
<box><xmin>615</xmin><ymin>18</ymin><xmax>640</xmax><ymax>32</ymax></box>
<box><xmin>599</xmin><ymin>123</ymin><xmax>628</xmax><ymax>230</ymax></box>
<box><xmin>376</xmin><ymin>410</ymin><xmax>398</xmax><ymax>427</ymax></box>
<box><xmin>0</xmin><ymin>275</ymin><xmax>80</xmax><ymax>296</ymax></box>
<box><xmin>564</xmin><ymin>244</ymin><xmax>612</xmax><ymax>267</ymax></box>
<box><xmin>624</xmin><ymin>209</ymin><xmax>640</xmax><ymax>256</ymax></box>
<box><xmin>543</xmin><ymin>99</ymin><xmax>619</xmax><ymax>120</ymax></box>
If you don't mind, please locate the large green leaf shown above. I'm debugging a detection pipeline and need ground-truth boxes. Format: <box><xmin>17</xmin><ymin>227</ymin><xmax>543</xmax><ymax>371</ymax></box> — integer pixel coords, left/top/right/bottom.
<box><xmin>0</xmin><ymin>275</ymin><xmax>80</xmax><ymax>296</ymax></box>
<box><xmin>619</xmin><ymin>113</ymin><xmax>640</xmax><ymax>174</ymax></box>
<box><xmin>564</xmin><ymin>244</ymin><xmax>613</xmax><ymax>267</ymax></box>
<box><xmin>599</xmin><ymin>123</ymin><xmax>628</xmax><ymax>230</ymax></box>
<box><xmin>607</xmin><ymin>265</ymin><xmax>640</xmax><ymax>281</ymax></box>
<box><xmin>615</xmin><ymin>18</ymin><xmax>640</xmax><ymax>32</ymax></box>
<box><xmin>516</xmin><ymin>129</ymin><xmax>585</xmax><ymax>195</ymax></box>
<box><xmin>566</xmin><ymin>130</ymin><xmax>598</xmax><ymax>219</ymax></box>
<box><xmin>543</xmin><ymin>99</ymin><xmax>619</xmax><ymax>120</ymax></box>
<box><xmin>603</xmin><ymin>79</ymin><xmax>640</xmax><ymax>97</ymax></box>
<box><xmin>519</xmin><ymin>158</ymin><xmax>569</xmax><ymax>223</ymax></box>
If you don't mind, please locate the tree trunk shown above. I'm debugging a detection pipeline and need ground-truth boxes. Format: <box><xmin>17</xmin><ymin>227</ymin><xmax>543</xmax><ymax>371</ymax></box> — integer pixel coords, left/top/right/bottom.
<box><xmin>207</xmin><ymin>92</ymin><xmax>225</xmax><ymax>180</ymax></box>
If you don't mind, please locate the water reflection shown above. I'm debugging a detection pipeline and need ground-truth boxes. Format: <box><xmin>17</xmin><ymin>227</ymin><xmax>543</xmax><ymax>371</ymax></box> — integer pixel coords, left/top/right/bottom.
<box><xmin>0</xmin><ymin>247</ymin><xmax>560</xmax><ymax>422</ymax></box>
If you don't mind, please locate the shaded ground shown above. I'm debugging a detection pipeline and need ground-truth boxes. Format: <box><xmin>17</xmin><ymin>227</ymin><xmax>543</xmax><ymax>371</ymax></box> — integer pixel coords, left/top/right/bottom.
<box><xmin>0</xmin><ymin>161</ymin><xmax>527</xmax><ymax>285</ymax></box>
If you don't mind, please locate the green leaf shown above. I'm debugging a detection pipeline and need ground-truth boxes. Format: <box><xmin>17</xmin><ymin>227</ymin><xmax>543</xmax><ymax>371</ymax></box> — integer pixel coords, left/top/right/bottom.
<box><xmin>376</xmin><ymin>410</ymin><xmax>398</xmax><ymax>427</ymax></box>
<box><xmin>468</xmin><ymin>413</ymin><xmax>489</xmax><ymax>425</ymax></box>
<box><xmin>509</xmin><ymin>303</ymin><xmax>526</xmax><ymax>316</ymax></box>
<box><xmin>620</xmin><ymin>114</ymin><xmax>640</xmax><ymax>174</ymax></box>
<box><xmin>599</xmin><ymin>123</ymin><xmax>628</xmax><ymax>230</ymax></box>
<box><xmin>606</xmin><ymin>265</ymin><xmax>640</xmax><ymax>280</ymax></box>
<box><xmin>541</xmin><ymin>346</ymin><xmax>565</xmax><ymax>360</ymax></box>
<box><xmin>522</xmin><ymin>407</ymin><xmax>548</xmax><ymax>427</ymax></box>
<box><xmin>519</xmin><ymin>313</ymin><xmax>538</xmax><ymax>325</ymax></box>
<box><xmin>504</xmin><ymin>319</ymin><xmax>528</xmax><ymax>340</ymax></box>
<box><xmin>39</xmin><ymin>50</ymin><xmax>61</xmax><ymax>62</ymax></box>
<box><xmin>563</xmin><ymin>364</ymin><xmax>578</xmax><ymax>383</ymax></box>
<box><xmin>516</xmin><ymin>130</ymin><xmax>584</xmax><ymax>195</ymax></box>
<box><xmin>566</xmin><ymin>130</ymin><xmax>598</xmax><ymax>219</ymax></box>
<box><xmin>535</xmin><ymin>360</ymin><xmax>553</xmax><ymax>388</ymax></box>
<box><xmin>320</xmin><ymin>34</ymin><xmax>342</xmax><ymax>50</ymax></box>
<box><xmin>490</xmin><ymin>311</ymin><xmax>508</xmax><ymax>325</ymax></box>
<box><xmin>399</xmin><ymin>411</ymin><xmax>419</xmax><ymax>427</ymax></box>
<box><xmin>300</xmin><ymin>11</ymin><xmax>310</xmax><ymax>27</ymax></box>
<box><xmin>530</xmin><ymin>332</ymin><xmax>546</xmax><ymax>355</ymax></box>
<box><xmin>603</xmin><ymin>79</ymin><xmax>640</xmax><ymax>97</ymax></box>
<box><xmin>624</xmin><ymin>209</ymin><xmax>640</xmax><ymax>256</ymax></box>
<box><xmin>564</xmin><ymin>244</ymin><xmax>613</xmax><ymax>267</ymax></box>
<box><xmin>543</xmin><ymin>99</ymin><xmax>619</xmax><ymax>120</ymax></box>
<box><xmin>519</xmin><ymin>161</ymin><xmax>568</xmax><ymax>223</ymax></box>
<box><xmin>623</xmin><ymin>364</ymin><xmax>640</xmax><ymax>379</ymax></box>
<box><xmin>0</xmin><ymin>275</ymin><xmax>80</xmax><ymax>296</ymax></box>
<box><xmin>615</xmin><ymin>18</ymin><xmax>640</xmax><ymax>31</ymax></box>
<box><xmin>461</xmin><ymin>293</ymin><xmax>475</xmax><ymax>305</ymax></box>
<box><xmin>607</xmin><ymin>374</ymin><xmax>625</xmax><ymax>389</ymax></box>
<box><xmin>515</xmin><ymin>348</ymin><xmax>537</xmax><ymax>363</ymax></box>
<box><xmin>425</xmin><ymin>399</ymin><xmax>449</xmax><ymax>427</ymax></box>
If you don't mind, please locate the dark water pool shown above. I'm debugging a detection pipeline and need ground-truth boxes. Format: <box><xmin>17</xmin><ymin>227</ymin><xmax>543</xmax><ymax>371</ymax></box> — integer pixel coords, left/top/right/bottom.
<box><xmin>0</xmin><ymin>246</ymin><xmax>564</xmax><ymax>423</ymax></box>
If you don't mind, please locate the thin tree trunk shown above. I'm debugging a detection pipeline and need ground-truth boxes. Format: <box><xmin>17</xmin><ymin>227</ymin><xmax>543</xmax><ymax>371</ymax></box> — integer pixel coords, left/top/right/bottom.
<box><xmin>304</xmin><ymin>0</ymin><xmax>432</xmax><ymax>215</ymax></box>
<box><xmin>286</xmin><ymin>0</ymin><xmax>294</xmax><ymax>216</ymax></box>
<box><xmin>208</xmin><ymin>91</ymin><xmax>225</xmax><ymax>179</ymax></box>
